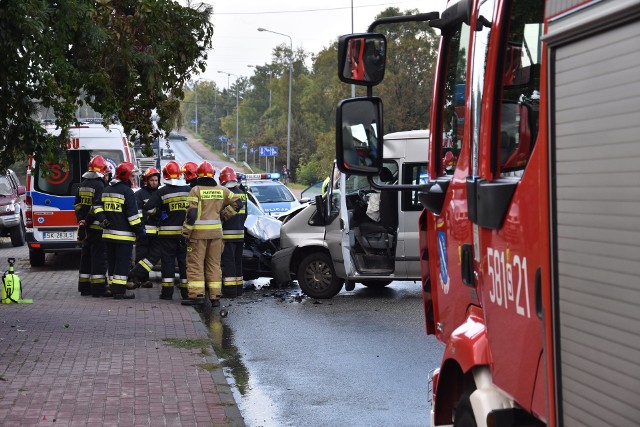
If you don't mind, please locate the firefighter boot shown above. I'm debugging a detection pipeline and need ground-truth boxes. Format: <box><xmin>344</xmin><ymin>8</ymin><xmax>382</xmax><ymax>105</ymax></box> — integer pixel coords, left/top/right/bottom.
<box><xmin>222</xmin><ymin>280</ymin><xmax>236</xmax><ymax>298</ymax></box>
<box><xmin>79</xmin><ymin>280</ymin><xmax>91</xmax><ymax>296</ymax></box>
<box><xmin>160</xmin><ymin>285</ymin><xmax>174</xmax><ymax>300</ymax></box>
<box><xmin>179</xmin><ymin>286</ymin><xmax>189</xmax><ymax>300</ymax></box>
<box><xmin>114</xmin><ymin>290</ymin><xmax>135</xmax><ymax>300</ymax></box>
<box><xmin>91</xmin><ymin>279</ymin><xmax>107</xmax><ymax>298</ymax></box>
<box><xmin>235</xmin><ymin>282</ymin><xmax>244</xmax><ymax>297</ymax></box>
<box><xmin>141</xmin><ymin>281</ymin><xmax>154</xmax><ymax>288</ymax></box>
<box><xmin>126</xmin><ymin>272</ymin><xmax>142</xmax><ymax>289</ymax></box>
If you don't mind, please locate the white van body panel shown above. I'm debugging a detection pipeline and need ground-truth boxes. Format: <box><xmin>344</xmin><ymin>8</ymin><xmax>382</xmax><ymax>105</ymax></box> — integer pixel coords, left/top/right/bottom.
<box><xmin>273</xmin><ymin>130</ymin><xmax>428</xmax><ymax>297</ymax></box>
<box><xmin>25</xmin><ymin>123</ymin><xmax>134</xmax><ymax>266</ymax></box>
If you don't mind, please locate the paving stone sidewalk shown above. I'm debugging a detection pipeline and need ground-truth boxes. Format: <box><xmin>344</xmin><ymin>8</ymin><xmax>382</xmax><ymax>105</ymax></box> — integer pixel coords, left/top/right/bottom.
<box><xmin>0</xmin><ymin>243</ymin><xmax>244</xmax><ymax>427</ymax></box>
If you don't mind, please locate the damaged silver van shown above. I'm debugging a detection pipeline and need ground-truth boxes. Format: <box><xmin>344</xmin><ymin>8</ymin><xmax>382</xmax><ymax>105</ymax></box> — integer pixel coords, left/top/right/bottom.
<box><xmin>271</xmin><ymin>130</ymin><xmax>429</xmax><ymax>298</ymax></box>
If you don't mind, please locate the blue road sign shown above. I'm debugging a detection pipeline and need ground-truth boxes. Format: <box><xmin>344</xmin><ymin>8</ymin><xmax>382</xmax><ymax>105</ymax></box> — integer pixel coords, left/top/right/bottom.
<box><xmin>242</xmin><ymin>143</ymin><xmax>248</xmax><ymax>149</ymax></box>
<box><xmin>259</xmin><ymin>146</ymin><xmax>279</xmax><ymax>156</ymax></box>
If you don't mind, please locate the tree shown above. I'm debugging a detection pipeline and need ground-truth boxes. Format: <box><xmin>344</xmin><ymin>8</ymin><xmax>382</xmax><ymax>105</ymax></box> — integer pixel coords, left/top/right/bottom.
<box><xmin>0</xmin><ymin>0</ymin><xmax>214</xmax><ymax>170</ymax></box>
<box><xmin>373</xmin><ymin>8</ymin><xmax>439</xmax><ymax>133</ymax></box>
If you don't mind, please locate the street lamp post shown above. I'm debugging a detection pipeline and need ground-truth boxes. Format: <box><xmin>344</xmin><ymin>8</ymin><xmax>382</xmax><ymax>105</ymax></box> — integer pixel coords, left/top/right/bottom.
<box><xmin>257</xmin><ymin>27</ymin><xmax>293</xmax><ymax>172</ymax></box>
<box><xmin>217</xmin><ymin>71</ymin><xmax>240</xmax><ymax>159</ymax></box>
<box><xmin>194</xmin><ymin>80</ymin><xmax>199</xmax><ymax>134</ymax></box>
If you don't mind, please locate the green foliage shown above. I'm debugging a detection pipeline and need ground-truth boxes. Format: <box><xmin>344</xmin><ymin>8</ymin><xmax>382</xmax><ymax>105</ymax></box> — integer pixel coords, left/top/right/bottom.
<box><xmin>295</xmin><ymin>131</ymin><xmax>336</xmax><ymax>185</ymax></box>
<box><xmin>186</xmin><ymin>7</ymin><xmax>439</xmax><ymax>180</ymax></box>
<box><xmin>0</xmin><ymin>0</ymin><xmax>214</xmax><ymax>171</ymax></box>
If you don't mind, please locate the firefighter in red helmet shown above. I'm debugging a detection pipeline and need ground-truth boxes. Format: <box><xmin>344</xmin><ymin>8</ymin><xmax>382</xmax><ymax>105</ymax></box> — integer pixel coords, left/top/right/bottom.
<box><xmin>134</xmin><ymin>167</ymin><xmax>161</xmax><ymax>288</ymax></box>
<box><xmin>182</xmin><ymin>161</ymin><xmax>243</xmax><ymax>306</ymax></box>
<box><xmin>182</xmin><ymin>161</ymin><xmax>199</xmax><ymax>187</ymax></box>
<box><xmin>96</xmin><ymin>161</ymin><xmax>144</xmax><ymax>299</ymax></box>
<box><xmin>74</xmin><ymin>155</ymin><xmax>110</xmax><ymax>297</ymax></box>
<box><xmin>219</xmin><ymin>167</ymin><xmax>247</xmax><ymax>298</ymax></box>
<box><xmin>129</xmin><ymin>161</ymin><xmax>191</xmax><ymax>299</ymax></box>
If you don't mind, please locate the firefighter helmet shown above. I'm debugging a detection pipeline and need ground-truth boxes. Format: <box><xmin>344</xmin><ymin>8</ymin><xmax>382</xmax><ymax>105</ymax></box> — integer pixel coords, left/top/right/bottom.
<box><xmin>162</xmin><ymin>161</ymin><xmax>182</xmax><ymax>180</ymax></box>
<box><xmin>196</xmin><ymin>161</ymin><xmax>215</xmax><ymax>178</ymax></box>
<box><xmin>219</xmin><ymin>166</ymin><xmax>237</xmax><ymax>184</ymax></box>
<box><xmin>142</xmin><ymin>167</ymin><xmax>160</xmax><ymax>184</ymax></box>
<box><xmin>88</xmin><ymin>155</ymin><xmax>110</xmax><ymax>177</ymax></box>
<box><xmin>115</xmin><ymin>162</ymin><xmax>140</xmax><ymax>181</ymax></box>
<box><xmin>182</xmin><ymin>161</ymin><xmax>198</xmax><ymax>181</ymax></box>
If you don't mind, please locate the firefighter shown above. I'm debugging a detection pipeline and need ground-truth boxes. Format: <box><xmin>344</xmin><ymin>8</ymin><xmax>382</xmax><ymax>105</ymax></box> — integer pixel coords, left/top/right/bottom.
<box><xmin>74</xmin><ymin>155</ymin><xmax>110</xmax><ymax>297</ymax></box>
<box><xmin>97</xmin><ymin>162</ymin><xmax>144</xmax><ymax>299</ymax></box>
<box><xmin>182</xmin><ymin>161</ymin><xmax>242</xmax><ymax>306</ymax></box>
<box><xmin>182</xmin><ymin>161</ymin><xmax>199</xmax><ymax>188</ymax></box>
<box><xmin>129</xmin><ymin>161</ymin><xmax>190</xmax><ymax>299</ymax></box>
<box><xmin>134</xmin><ymin>167</ymin><xmax>161</xmax><ymax>288</ymax></box>
<box><xmin>219</xmin><ymin>167</ymin><xmax>247</xmax><ymax>298</ymax></box>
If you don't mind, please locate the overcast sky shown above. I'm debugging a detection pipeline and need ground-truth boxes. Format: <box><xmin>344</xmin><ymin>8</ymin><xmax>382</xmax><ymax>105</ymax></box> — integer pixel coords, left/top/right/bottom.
<box><xmin>193</xmin><ymin>0</ymin><xmax>448</xmax><ymax>89</ymax></box>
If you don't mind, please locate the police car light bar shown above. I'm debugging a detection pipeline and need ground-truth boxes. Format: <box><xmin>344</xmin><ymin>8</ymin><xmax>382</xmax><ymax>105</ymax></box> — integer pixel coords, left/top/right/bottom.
<box><xmin>239</xmin><ymin>173</ymin><xmax>281</xmax><ymax>181</ymax></box>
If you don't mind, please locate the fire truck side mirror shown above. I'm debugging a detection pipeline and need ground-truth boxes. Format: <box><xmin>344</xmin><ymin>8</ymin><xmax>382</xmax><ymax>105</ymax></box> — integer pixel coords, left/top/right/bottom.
<box><xmin>337</xmin><ymin>33</ymin><xmax>387</xmax><ymax>86</ymax></box>
<box><xmin>335</xmin><ymin>97</ymin><xmax>383</xmax><ymax>176</ymax></box>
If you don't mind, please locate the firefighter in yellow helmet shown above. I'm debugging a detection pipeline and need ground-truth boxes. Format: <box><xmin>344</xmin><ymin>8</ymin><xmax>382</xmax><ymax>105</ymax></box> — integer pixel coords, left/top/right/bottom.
<box><xmin>182</xmin><ymin>161</ymin><xmax>243</xmax><ymax>306</ymax></box>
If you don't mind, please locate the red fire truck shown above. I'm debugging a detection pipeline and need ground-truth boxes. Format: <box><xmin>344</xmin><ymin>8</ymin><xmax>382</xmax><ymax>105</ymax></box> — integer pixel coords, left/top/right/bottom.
<box><xmin>335</xmin><ymin>0</ymin><xmax>640</xmax><ymax>426</ymax></box>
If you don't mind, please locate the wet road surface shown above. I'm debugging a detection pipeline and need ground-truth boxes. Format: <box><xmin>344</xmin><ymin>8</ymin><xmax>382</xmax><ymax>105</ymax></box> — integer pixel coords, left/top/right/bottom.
<box><xmin>201</xmin><ymin>280</ymin><xmax>443</xmax><ymax>427</ymax></box>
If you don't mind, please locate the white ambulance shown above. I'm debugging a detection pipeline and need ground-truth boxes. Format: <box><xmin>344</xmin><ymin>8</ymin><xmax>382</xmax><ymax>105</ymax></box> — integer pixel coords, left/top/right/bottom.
<box><xmin>25</xmin><ymin>122</ymin><xmax>135</xmax><ymax>266</ymax></box>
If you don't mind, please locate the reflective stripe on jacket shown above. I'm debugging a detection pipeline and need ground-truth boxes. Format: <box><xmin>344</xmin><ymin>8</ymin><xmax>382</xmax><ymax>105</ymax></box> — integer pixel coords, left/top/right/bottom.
<box><xmin>145</xmin><ymin>184</ymin><xmax>191</xmax><ymax>237</ymax></box>
<box><xmin>99</xmin><ymin>181</ymin><xmax>143</xmax><ymax>242</ymax></box>
<box><xmin>183</xmin><ymin>183</ymin><xmax>240</xmax><ymax>240</ymax></box>
<box><xmin>222</xmin><ymin>185</ymin><xmax>247</xmax><ymax>241</ymax></box>
<box><xmin>74</xmin><ymin>177</ymin><xmax>105</xmax><ymax>230</ymax></box>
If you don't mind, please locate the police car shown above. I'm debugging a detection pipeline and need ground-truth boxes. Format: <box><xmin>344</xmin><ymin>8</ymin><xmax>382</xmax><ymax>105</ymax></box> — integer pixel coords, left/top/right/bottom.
<box><xmin>239</xmin><ymin>173</ymin><xmax>300</xmax><ymax>216</ymax></box>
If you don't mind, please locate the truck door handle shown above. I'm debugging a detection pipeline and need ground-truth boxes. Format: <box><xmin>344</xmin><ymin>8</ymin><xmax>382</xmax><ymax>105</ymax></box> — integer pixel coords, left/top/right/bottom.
<box><xmin>535</xmin><ymin>267</ymin><xmax>542</xmax><ymax>319</ymax></box>
<box><xmin>461</xmin><ymin>244</ymin><xmax>474</xmax><ymax>286</ymax></box>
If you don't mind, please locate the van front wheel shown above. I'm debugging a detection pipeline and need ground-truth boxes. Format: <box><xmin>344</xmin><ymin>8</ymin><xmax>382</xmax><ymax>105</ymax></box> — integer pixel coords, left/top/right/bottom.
<box><xmin>29</xmin><ymin>249</ymin><xmax>45</xmax><ymax>267</ymax></box>
<box><xmin>297</xmin><ymin>252</ymin><xmax>342</xmax><ymax>299</ymax></box>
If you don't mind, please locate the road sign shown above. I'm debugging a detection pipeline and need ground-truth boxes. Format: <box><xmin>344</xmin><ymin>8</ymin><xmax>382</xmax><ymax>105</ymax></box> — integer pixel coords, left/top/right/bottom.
<box><xmin>259</xmin><ymin>146</ymin><xmax>279</xmax><ymax>157</ymax></box>
<box><xmin>242</xmin><ymin>143</ymin><xmax>248</xmax><ymax>149</ymax></box>
<box><xmin>191</xmin><ymin>119</ymin><xmax>197</xmax><ymax>124</ymax></box>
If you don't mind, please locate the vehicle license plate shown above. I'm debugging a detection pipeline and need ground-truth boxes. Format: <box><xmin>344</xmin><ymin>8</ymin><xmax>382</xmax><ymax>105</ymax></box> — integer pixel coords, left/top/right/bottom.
<box><xmin>43</xmin><ymin>231</ymin><xmax>75</xmax><ymax>240</ymax></box>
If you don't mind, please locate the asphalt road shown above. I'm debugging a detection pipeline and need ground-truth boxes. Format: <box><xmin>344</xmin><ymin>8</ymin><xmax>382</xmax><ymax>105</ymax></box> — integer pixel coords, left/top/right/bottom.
<box><xmin>165</xmin><ymin>134</ymin><xmax>444</xmax><ymax>426</ymax></box>
<box><xmin>207</xmin><ymin>280</ymin><xmax>443</xmax><ymax>427</ymax></box>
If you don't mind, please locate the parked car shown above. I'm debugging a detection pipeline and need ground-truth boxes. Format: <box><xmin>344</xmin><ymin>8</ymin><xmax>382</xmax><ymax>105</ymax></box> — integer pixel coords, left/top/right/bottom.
<box><xmin>240</xmin><ymin>174</ymin><xmax>301</xmax><ymax>216</ymax></box>
<box><xmin>168</xmin><ymin>131</ymin><xmax>187</xmax><ymax>141</ymax></box>
<box><xmin>161</xmin><ymin>148</ymin><xmax>176</xmax><ymax>160</ymax></box>
<box><xmin>0</xmin><ymin>169</ymin><xmax>27</xmax><ymax>247</ymax></box>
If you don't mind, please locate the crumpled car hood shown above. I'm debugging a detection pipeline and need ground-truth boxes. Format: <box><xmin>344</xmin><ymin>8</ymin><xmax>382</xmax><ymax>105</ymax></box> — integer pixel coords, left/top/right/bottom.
<box><xmin>245</xmin><ymin>214</ymin><xmax>281</xmax><ymax>241</ymax></box>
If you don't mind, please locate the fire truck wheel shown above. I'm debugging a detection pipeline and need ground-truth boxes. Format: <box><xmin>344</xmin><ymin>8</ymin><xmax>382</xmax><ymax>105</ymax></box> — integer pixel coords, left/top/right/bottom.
<box><xmin>453</xmin><ymin>389</ymin><xmax>477</xmax><ymax>427</ymax></box>
<box><xmin>297</xmin><ymin>252</ymin><xmax>343</xmax><ymax>299</ymax></box>
<box><xmin>29</xmin><ymin>248</ymin><xmax>46</xmax><ymax>267</ymax></box>
<box><xmin>359</xmin><ymin>280</ymin><xmax>391</xmax><ymax>288</ymax></box>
